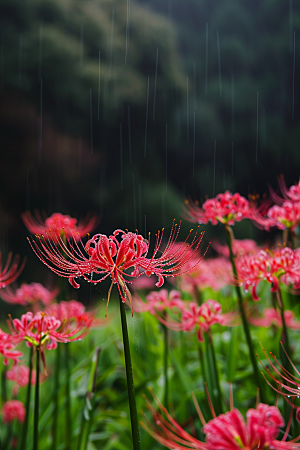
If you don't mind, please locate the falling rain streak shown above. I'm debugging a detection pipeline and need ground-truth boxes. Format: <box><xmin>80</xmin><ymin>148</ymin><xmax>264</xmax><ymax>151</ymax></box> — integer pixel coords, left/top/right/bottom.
<box><xmin>125</xmin><ymin>0</ymin><xmax>130</xmax><ymax>64</ymax></box>
<box><xmin>256</xmin><ymin>92</ymin><xmax>259</xmax><ymax>163</ymax></box>
<box><xmin>18</xmin><ymin>35</ymin><xmax>23</xmax><ymax>85</ymax></box>
<box><xmin>186</xmin><ymin>77</ymin><xmax>189</xmax><ymax>143</ymax></box>
<box><xmin>144</xmin><ymin>76</ymin><xmax>150</xmax><ymax>157</ymax></box>
<box><xmin>293</xmin><ymin>31</ymin><xmax>296</xmax><ymax>120</ymax></box>
<box><xmin>217</xmin><ymin>31</ymin><xmax>222</xmax><ymax>98</ymax></box>
<box><xmin>38</xmin><ymin>24</ymin><xmax>43</xmax><ymax>80</ymax></box>
<box><xmin>109</xmin><ymin>8</ymin><xmax>115</xmax><ymax>79</ymax></box>
<box><xmin>0</xmin><ymin>33</ymin><xmax>3</xmax><ymax>93</ymax></box>
<box><xmin>193</xmin><ymin>111</ymin><xmax>195</xmax><ymax>177</ymax></box>
<box><xmin>231</xmin><ymin>141</ymin><xmax>234</xmax><ymax>176</ymax></box>
<box><xmin>90</xmin><ymin>89</ymin><xmax>93</xmax><ymax>154</ymax></box>
<box><xmin>166</xmin><ymin>123</ymin><xmax>168</xmax><ymax>192</ymax></box>
<box><xmin>120</xmin><ymin>123</ymin><xmax>123</xmax><ymax>190</ymax></box>
<box><xmin>132</xmin><ymin>173</ymin><xmax>136</xmax><ymax>228</ymax></box>
<box><xmin>98</xmin><ymin>51</ymin><xmax>101</xmax><ymax>120</ymax></box>
<box><xmin>127</xmin><ymin>105</ymin><xmax>132</xmax><ymax>163</ymax></box>
<box><xmin>39</xmin><ymin>77</ymin><xmax>43</xmax><ymax>159</ymax></box>
<box><xmin>213</xmin><ymin>140</ymin><xmax>216</xmax><ymax>197</ymax></box>
<box><xmin>80</xmin><ymin>25</ymin><xmax>84</xmax><ymax>66</ymax></box>
<box><xmin>231</xmin><ymin>72</ymin><xmax>235</xmax><ymax>135</ymax></box>
<box><xmin>153</xmin><ymin>48</ymin><xmax>158</xmax><ymax>120</ymax></box>
<box><xmin>205</xmin><ymin>23</ymin><xmax>208</xmax><ymax>95</ymax></box>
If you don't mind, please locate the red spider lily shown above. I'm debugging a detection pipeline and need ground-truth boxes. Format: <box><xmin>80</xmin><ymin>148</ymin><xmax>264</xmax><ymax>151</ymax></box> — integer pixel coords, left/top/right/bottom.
<box><xmin>0</xmin><ymin>253</ymin><xmax>25</xmax><ymax>289</ymax></box>
<box><xmin>213</xmin><ymin>239</ymin><xmax>260</xmax><ymax>257</ymax></box>
<box><xmin>22</xmin><ymin>211</ymin><xmax>98</xmax><ymax>241</ymax></box>
<box><xmin>178</xmin><ymin>257</ymin><xmax>233</xmax><ymax>294</ymax></box>
<box><xmin>183</xmin><ymin>191</ymin><xmax>254</xmax><ymax>226</ymax></box>
<box><xmin>0</xmin><ymin>330</ymin><xmax>23</xmax><ymax>366</ymax></box>
<box><xmin>248</xmin><ymin>307</ymin><xmax>300</xmax><ymax>330</ymax></box>
<box><xmin>236</xmin><ymin>247</ymin><xmax>300</xmax><ymax>301</ymax></box>
<box><xmin>8</xmin><ymin>311</ymin><xmax>92</xmax><ymax>352</ymax></box>
<box><xmin>143</xmin><ymin>390</ymin><xmax>299</xmax><ymax>450</ymax></box>
<box><xmin>0</xmin><ymin>282</ymin><xmax>58</xmax><ymax>308</ymax></box>
<box><xmin>6</xmin><ymin>364</ymin><xmax>36</xmax><ymax>395</ymax></box>
<box><xmin>2</xmin><ymin>400</ymin><xmax>25</xmax><ymax>424</ymax></box>
<box><xmin>132</xmin><ymin>289</ymin><xmax>185</xmax><ymax>315</ymax></box>
<box><xmin>28</xmin><ymin>222</ymin><xmax>205</xmax><ymax>315</ymax></box>
<box><xmin>269</xmin><ymin>176</ymin><xmax>300</xmax><ymax>204</ymax></box>
<box><xmin>266</xmin><ymin>201</ymin><xmax>300</xmax><ymax>231</ymax></box>
<box><xmin>158</xmin><ymin>299</ymin><xmax>238</xmax><ymax>342</ymax></box>
<box><xmin>45</xmin><ymin>300</ymin><xmax>104</xmax><ymax>329</ymax></box>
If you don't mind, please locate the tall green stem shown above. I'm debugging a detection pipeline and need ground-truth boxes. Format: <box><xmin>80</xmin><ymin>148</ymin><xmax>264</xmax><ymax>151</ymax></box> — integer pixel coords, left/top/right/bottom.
<box><xmin>208</xmin><ymin>329</ymin><xmax>223</xmax><ymax>414</ymax></box>
<box><xmin>52</xmin><ymin>343</ymin><xmax>60</xmax><ymax>450</ymax></box>
<box><xmin>65</xmin><ymin>343</ymin><xmax>72</xmax><ymax>450</ymax></box>
<box><xmin>224</xmin><ymin>224</ymin><xmax>266</xmax><ymax>402</ymax></box>
<box><xmin>33</xmin><ymin>347</ymin><xmax>40</xmax><ymax>450</ymax></box>
<box><xmin>119</xmin><ymin>299</ymin><xmax>141</xmax><ymax>450</ymax></box>
<box><xmin>162</xmin><ymin>313</ymin><xmax>169</xmax><ymax>407</ymax></box>
<box><xmin>19</xmin><ymin>347</ymin><xmax>33</xmax><ymax>450</ymax></box>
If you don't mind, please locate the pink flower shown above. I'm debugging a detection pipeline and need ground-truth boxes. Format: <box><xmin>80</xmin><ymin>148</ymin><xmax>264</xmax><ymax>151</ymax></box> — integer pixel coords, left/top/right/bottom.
<box><xmin>248</xmin><ymin>308</ymin><xmax>300</xmax><ymax>329</ymax></box>
<box><xmin>143</xmin><ymin>393</ymin><xmax>296</xmax><ymax>450</ymax></box>
<box><xmin>213</xmin><ymin>239</ymin><xmax>260</xmax><ymax>257</ymax></box>
<box><xmin>270</xmin><ymin>176</ymin><xmax>300</xmax><ymax>204</ymax></box>
<box><xmin>22</xmin><ymin>211</ymin><xmax>98</xmax><ymax>241</ymax></box>
<box><xmin>6</xmin><ymin>364</ymin><xmax>36</xmax><ymax>395</ymax></box>
<box><xmin>132</xmin><ymin>289</ymin><xmax>185</xmax><ymax>315</ymax></box>
<box><xmin>0</xmin><ymin>282</ymin><xmax>58</xmax><ymax>308</ymax></box>
<box><xmin>2</xmin><ymin>400</ymin><xmax>25</xmax><ymax>423</ymax></box>
<box><xmin>8</xmin><ymin>310</ymin><xmax>92</xmax><ymax>351</ymax></box>
<box><xmin>236</xmin><ymin>247</ymin><xmax>300</xmax><ymax>301</ymax></box>
<box><xmin>203</xmin><ymin>404</ymin><xmax>285</xmax><ymax>450</ymax></box>
<box><xmin>45</xmin><ymin>300</ymin><xmax>103</xmax><ymax>329</ymax></box>
<box><xmin>266</xmin><ymin>201</ymin><xmax>300</xmax><ymax>231</ymax></box>
<box><xmin>28</xmin><ymin>222</ymin><xmax>205</xmax><ymax>314</ymax></box>
<box><xmin>159</xmin><ymin>299</ymin><xmax>238</xmax><ymax>342</ymax></box>
<box><xmin>179</xmin><ymin>257</ymin><xmax>233</xmax><ymax>294</ymax></box>
<box><xmin>184</xmin><ymin>191</ymin><xmax>254</xmax><ymax>226</ymax></box>
<box><xmin>0</xmin><ymin>330</ymin><xmax>23</xmax><ymax>365</ymax></box>
<box><xmin>0</xmin><ymin>253</ymin><xmax>26</xmax><ymax>289</ymax></box>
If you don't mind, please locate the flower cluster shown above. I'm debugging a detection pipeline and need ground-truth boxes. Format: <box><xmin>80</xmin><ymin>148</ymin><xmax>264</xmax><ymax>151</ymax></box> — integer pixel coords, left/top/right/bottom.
<box><xmin>0</xmin><ymin>282</ymin><xmax>58</xmax><ymax>308</ymax></box>
<box><xmin>248</xmin><ymin>307</ymin><xmax>300</xmax><ymax>330</ymax></box>
<box><xmin>22</xmin><ymin>211</ymin><xmax>98</xmax><ymax>241</ymax></box>
<box><xmin>6</xmin><ymin>363</ymin><xmax>36</xmax><ymax>395</ymax></box>
<box><xmin>2</xmin><ymin>400</ymin><xmax>25</xmax><ymax>424</ymax></box>
<box><xmin>143</xmin><ymin>393</ymin><xmax>296</xmax><ymax>450</ymax></box>
<box><xmin>184</xmin><ymin>191</ymin><xmax>254</xmax><ymax>226</ymax></box>
<box><xmin>28</xmin><ymin>222</ymin><xmax>205</xmax><ymax>314</ymax></box>
<box><xmin>236</xmin><ymin>247</ymin><xmax>300</xmax><ymax>300</ymax></box>
<box><xmin>0</xmin><ymin>252</ymin><xmax>25</xmax><ymax>289</ymax></box>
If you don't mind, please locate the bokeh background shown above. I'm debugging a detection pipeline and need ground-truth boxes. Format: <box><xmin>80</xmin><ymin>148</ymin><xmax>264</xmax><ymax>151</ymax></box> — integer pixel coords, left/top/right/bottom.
<box><xmin>1</xmin><ymin>0</ymin><xmax>300</xmax><ymax>295</ymax></box>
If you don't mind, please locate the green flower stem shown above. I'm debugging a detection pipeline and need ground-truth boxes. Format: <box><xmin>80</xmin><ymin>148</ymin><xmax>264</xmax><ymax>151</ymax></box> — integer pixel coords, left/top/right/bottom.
<box><xmin>19</xmin><ymin>347</ymin><xmax>34</xmax><ymax>450</ymax></box>
<box><xmin>119</xmin><ymin>299</ymin><xmax>141</xmax><ymax>450</ymax></box>
<box><xmin>52</xmin><ymin>343</ymin><xmax>61</xmax><ymax>450</ymax></box>
<box><xmin>207</xmin><ymin>329</ymin><xmax>223</xmax><ymax>414</ymax></box>
<box><xmin>65</xmin><ymin>343</ymin><xmax>72</xmax><ymax>450</ymax></box>
<box><xmin>224</xmin><ymin>224</ymin><xmax>266</xmax><ymax>403</ymax></box>
<box><xmin>162</xmin><ymin>313</ymin><xmax>169</xmax><ymax>407</ymax></box>
<box><xmin>33</xmin><ymin>347</ymin><xmax>40</xmax><ymax>450</ymax></box>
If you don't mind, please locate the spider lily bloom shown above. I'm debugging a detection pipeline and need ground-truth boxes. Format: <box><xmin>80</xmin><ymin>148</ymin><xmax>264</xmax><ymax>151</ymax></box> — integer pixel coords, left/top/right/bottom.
<box><xmin>143</xmin><ymin>392</ymin><xmax>297</xmax><ymax>450</ymax></box>
<box><xmin>45</xmin><ymin>300</ymin><xmax>103</xmax><ymax>329</ymax></box>
<box><xmin>22</xmin><ymin>211</ymin><xmax>98</xmax><ymax>241</ymax></box>
<box><xmin>8</xmin><ymin>311</ymin><xmax>92</xmax><ymax>359</ymax></box>
<box><xmin>248</xmin><ymin>307</ymin><xmax>300</xmax><ymax>330</ymax></box>
<box><xmin>0</xmin><ymin>331</ymin><xmax>23</xmax><ymax>366</ymax></box>
<box><xmin>213</xmin><ymin>239</ymin><xmax>260</xmax><ymax>257</ymax></box>
<box><xmin>179</xmin><ymin>257</ymin><xmax>233</xmax><ymax>295</ymax></box>
<box><xmin>6</xmin><ymin>364</ymin><xmax>36</xmax><ymax>395</ymax></box>
<box><xmin>28</xmin><ymin>222</ymin><xmax>205</xmax><ymax>315</ymax></box>
<box><xmin>184</xmin><ymin>191</ymin><xmax>254</xmax><ymax>226</ymax></box>
<box><xmin>0</xmin><ymin>282</ymin><xmax>58</xmax><ymax>308</ymax></box>
<box><xmin>2</xmin><ymin>400</ymin><xmax>26</xmax><ymax>424</ymax></box>
<box><xmin>159</xmin><ymin>299</ymin><xmax>238</xmax><ymax>342</ymax></box>
<box><xmin>265</xmin><ymin>201</ymin><xmax>300</xmax><ymax>231</ymax></box>
<box><xmin>0</xmin><ymin>253</ymin><xmax>26</xmax><ymax>289</ymax></box>
<box><xmin>269</xmin><ymin>176</ymin><xmax>300</xmax><ymax>204</ymax></box>
<box><xmin>132</xmin><ymin>289</ymin><xmax>185</xmax><ymax>315</ymax></box>
<box><xmin>236</xmin><ymin>247</ymin><xmax>300</xmax><ymax>301</ymax></box>
<box><xmin>259</xmin><ymin>343</ymin><xmax>300</xmax><ymax>407</ymax></box>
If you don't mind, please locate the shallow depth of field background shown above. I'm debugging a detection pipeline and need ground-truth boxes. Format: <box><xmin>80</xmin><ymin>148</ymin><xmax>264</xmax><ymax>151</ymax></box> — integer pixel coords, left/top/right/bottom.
<box><xmin>1</xmin><ymin>2</ymin><xmax>300</xmax><ymax>448</ymax></box>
